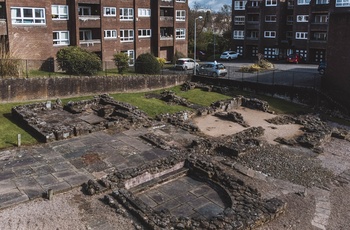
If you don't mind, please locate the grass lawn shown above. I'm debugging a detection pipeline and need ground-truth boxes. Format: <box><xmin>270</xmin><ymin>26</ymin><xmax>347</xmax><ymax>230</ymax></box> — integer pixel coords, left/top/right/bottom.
<box><xmin>0</xmin><ymin>86</ymin><xmax>338</xmax><ymax>150</ymax></box>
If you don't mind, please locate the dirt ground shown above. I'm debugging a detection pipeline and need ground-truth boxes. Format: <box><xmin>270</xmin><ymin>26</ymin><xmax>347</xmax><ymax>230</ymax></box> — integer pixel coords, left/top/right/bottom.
<box><xmin>0</xmin><ymin>107</ymin><xmax>349</xmax><ymax>230</ymax></box>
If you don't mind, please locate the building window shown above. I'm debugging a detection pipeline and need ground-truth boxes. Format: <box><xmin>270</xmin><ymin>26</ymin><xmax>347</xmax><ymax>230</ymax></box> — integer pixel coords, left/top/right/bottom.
<box><xmin>138</xmin><ymin>8</ymin><xmax>151</xmax><ymax>17</ymax></box>
<box><xmin>316</xmin><ymin>0</ymin><xmax>329</xmax><ymax>3</ymax></box>
<box><xmin>11</xmin><ymin>7</ymin><xmax>46</xmax><ymax>25</ymax></box>
<box><xmin>297</xmin><ymin>15</ymin><xmax>309</xmax><ymax>22</ymax></box>
<box><xmin>287</xmin><ymin>15</ymin><xmax>294</xmax><ymax>25</ymax></box>
<box><xmin>104</xmin><ymin>7</ymin><xmax>116</xmax><ymax>16</ymax></box>
<box><xmin>80</xmin><ymin>30</ymin><xmax>92</xmax><ymax>40</ymax></box>
<box><xmin>53</xmin><ymin>31</ymin><xmax>69</xmax><ymax>45</ymax></box>
<box><xmin>236</xmin><ymin>46</ymin><xmax>243</xmax><ymax>55</ymax></box>
<box><xmin>233</xmin><ymin>30</ymin><xmax>244</xmax><ymax>39</ymax></box>
<box><xmin>122</xmin><ymin>50</ymin><xmax>134</xmax><ymax>66</ymax></box>
<box><xmin>297</xmin><ymin>0</ymin><xmax>311</xmax><ymax>5</ymax></box>
<box><xmin>176</xmin><ymin>10</ymin><xmax>186</xmax><ymax>21</ymax></box>
<box><xmin>120</xmin><ymin>8</ymin><xmax>134</xmax><ymax>20</ymax></box>
<box><xmin>78</xmin><ymin>6</ymin><xmax>91</xmax><ymax>16</ymax></box>
<box><xmin>288</xmin><ymin>0</ymin><xmax>295</xmax><ymax>7</ymax></box>
<box><xmin>296</xmin><ymin>32</ymin><xmax>308</xmax><ymax>39</ymax></box>
<box><xmin>286</xmin><ymin>31</ymin><xmax>293</xmax><ymax>39</ymax></box>
<box><xmin>175</xmin><ymin>28</ymin><xmax>186</xmax><ymax>39</ymax></box>
<box><xmin>138</xmin><ymin>29</ymin><xmax>151</xmax><ymax>38</ymax></box>
<box><xmin>264</xmin><ymin>31</ymin><xmax>276</xmax><ymax>38</ymax></box>
<box><xmin>104</xmin><ymin>30</ymin><xmax>117</xmax><ymax>39</ymax></box>
<box><xmin>313</xmin><ymin>32</ymin><xmax>327</xmax><ymax>40</ymax></box>
<box><xmin>266</xmin><ymin>0</ymin><xmax>277</xmax><ymax>6</ymax></box>
<box><xmin>247</xmin><ymin>30</ymin><xmax>258</xmax><ymax>39</ymax></box>
<box><xmin>264</xmin><ymin>48</ymin><xmax>279</xmax><ymax>59</ymax></box>
<box><xmin>265</xmin><ymin>15</ymin><xmax>277</xmax><ymax>22</ymax></box>
<box><xmin>234</xmin><ymin>16</ymin><xmax>245</xmax><ymax>25</ymax></box>
<box><xmin>250</xmin><ymin>1</ymin><xmax>260</xmax><ymax>6</ymax></box>
<box><xmin>234</xmin><ymin>1</ymin><xmax>247</xmax><ymax>10</ymax></box>
<box><xmin>336</xmin><ymin>0</ymin><xmax>350</xmax><ymax>6</ymax></box>
<box><xmin>52</xmin><ymin>5</ymin><xmax>68</xmax><ymax>20</ymax></box>
<box><xmin>120</xmin><ymin>29</ymin><xmax>134</xmax><ymax>42</ymax></box>
<box><xmin>176</xmin><ymin>0</ymin><xmax>186</xmax><ymax>2</ymax></box>
<box><xmin>252</xmin><ymin>46</ymin><xmax>259</xmax><ymax>57</ymax></box>
<box><xmin>315</xmin><ymin>15</ymin><xmax>328</xmax><ymax>23</ymax></box>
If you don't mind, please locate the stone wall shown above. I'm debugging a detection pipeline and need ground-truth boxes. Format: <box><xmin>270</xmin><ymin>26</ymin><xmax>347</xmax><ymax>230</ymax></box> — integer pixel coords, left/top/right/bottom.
<box><xmin>0</xmin><ymin>74</ymin><xmax>191</xmax><ymax>102</ymax></box>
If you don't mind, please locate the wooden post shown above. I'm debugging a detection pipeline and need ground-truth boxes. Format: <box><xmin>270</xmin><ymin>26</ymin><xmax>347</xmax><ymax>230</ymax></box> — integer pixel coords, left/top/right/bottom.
<box><xmin>47</xmin><ymin>189</ymin><xmax>54</xmax><ymax>200</ymax></box>
<box><xmin>17</xmin><ymin>134</ymin><xmax>21</xmax><ymax>147</ymax></box>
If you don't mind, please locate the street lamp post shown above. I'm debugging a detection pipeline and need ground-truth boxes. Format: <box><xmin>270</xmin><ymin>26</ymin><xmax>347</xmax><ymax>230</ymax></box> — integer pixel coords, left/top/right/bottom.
<box><xmin>194</xmin><ymin>16</ymin><xmax>203</xmax><ymax>75</ymax></box>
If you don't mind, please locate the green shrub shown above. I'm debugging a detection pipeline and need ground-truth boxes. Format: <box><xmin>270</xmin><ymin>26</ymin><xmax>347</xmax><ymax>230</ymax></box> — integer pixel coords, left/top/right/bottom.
<box><xmin>157</xmin><ymin>57</ymin><xmax>166</xmax><ymax>68</ymax></box>
<box><xmin>113</xmin><ymin>52</ymin><xmax>130</xmax><ymax>74</ymax></box>
<box><xmin>56</xmin><ymin>46</ymin><xmax>101</xmax><ymax>75</ymax></box>
<box><xmin>135</xmin><ymin>53</ymin><xmax>160</xmax><ymax>74</ymax></box>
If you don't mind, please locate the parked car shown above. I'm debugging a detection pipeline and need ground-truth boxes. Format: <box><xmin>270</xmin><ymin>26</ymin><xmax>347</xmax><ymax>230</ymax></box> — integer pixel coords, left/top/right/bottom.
<box><xmin>286</xmin><ymin>54</ymin><xmax>304</xmax><ymax>64</ymax></box>
<box><xmin>196</xmin><ymin>62</ymin><xmax>228</xmax><ymax>77</ymax></box>
<box><xmin>220</xmin><ymin>51</ymin><xmax>240</xmax><ymax>60</ymax></box>
<box><xmin>318</xmin><ymin>62</ymin><xmax>327</xmax><ymax>75</ymax></box>
<box><xmin>174</xmin><ymin>58</ymin><xmax>198</xmax><ymax>70</ymax></box>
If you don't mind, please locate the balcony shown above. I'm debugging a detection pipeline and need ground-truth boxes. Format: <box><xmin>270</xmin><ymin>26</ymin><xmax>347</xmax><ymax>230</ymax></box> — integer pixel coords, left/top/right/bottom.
<box><xmin>0</xmin><ymin>19</ymin><xmax>7</xmax><ymax>35</ymax></box>
<box><xmin>160</xmin><ymin>0</ymin><xmax>174</xmax><ymax>7</ymax></box>
<box><xmin>79</xmin><ymin>16</ymin><xmax>100</xmax><ymax>28</ymax></box>
<box><xmin>246</xmin><ymin>21</ymin><xmax>260</xmax><ymax>30</ymax></box>
<box><xmin>310</xmin><ymin>23</ymin><xmax>328</xmax><ymax>31</ymax></box>
<box><xmin>80</xmin><ymin>39</ymin><xmax>101</xmax><ymax>52</ymax></box>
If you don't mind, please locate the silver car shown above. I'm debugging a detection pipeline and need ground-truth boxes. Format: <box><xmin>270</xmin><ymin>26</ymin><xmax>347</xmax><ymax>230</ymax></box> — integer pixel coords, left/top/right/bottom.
<box><xmin>220</xmin><ymin>51</ymin><xmax>239</xmax><ymax>60</ymax></box>
<box><xmin>196</xmin><ymin>62</ymin><xmax>228</xmax><ymax>77</ymax></box>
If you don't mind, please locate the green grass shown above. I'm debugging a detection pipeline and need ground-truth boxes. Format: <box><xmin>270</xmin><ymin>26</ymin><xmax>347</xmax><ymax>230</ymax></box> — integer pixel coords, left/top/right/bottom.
<box><xmin>0</xmin><ymin>102</ymin><xmax>37</xmax><ymax>149</ymax></box>
<box><xmin>0</xmin><ymin>85</ymin><xmax>347</xmax><ymax>150</ymax></box>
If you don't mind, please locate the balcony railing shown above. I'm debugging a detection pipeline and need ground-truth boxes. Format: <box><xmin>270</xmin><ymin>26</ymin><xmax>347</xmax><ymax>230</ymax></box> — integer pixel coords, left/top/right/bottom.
<box><xmin>80</xmin><ymin>39</ymin><xmax>101</xmax><ymax>46</ymax></box>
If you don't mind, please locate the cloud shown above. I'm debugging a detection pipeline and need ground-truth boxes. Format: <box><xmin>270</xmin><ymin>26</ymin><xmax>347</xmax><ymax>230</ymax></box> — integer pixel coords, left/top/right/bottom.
<box><xmin>188</xmin><ymin>0</ymin><xmax>231</xmax><ymax>12</ymax></box>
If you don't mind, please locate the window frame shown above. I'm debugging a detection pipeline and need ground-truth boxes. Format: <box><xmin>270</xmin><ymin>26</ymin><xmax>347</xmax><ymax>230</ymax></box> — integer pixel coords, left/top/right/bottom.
<box><xmin>297</xmin><ymin>15</ymin><xmax>309</xmax><ymax>22</ymax></box>
<box><xmin>234</xmin><ymin>16</ymin><xmax>245</xmax><ymax>25</ymax></box>
<box><xmin>175</xmin><ymin>28</ymin><xmax>186</xmax><ymax>39</ymax></box>
<box><xmin>176</xmin><ymin>10</ymin><xmax>186</xmax><ymax>21</ymax></box>
<box><xmin>80</xmin><ymin>30</ymin><xmax>92</xmax><ymax>41</ymax></box>
<box><xmin>53</xmin><ymin>31</ymin><xmax>70</xmax><ymax>46</ymax></box>
<box><xmin>266</xmin><ymin>0</ymin><xmax>277</xmax><ymax>6</ymax></box>
<box><xmin>120</xmin><ymin>8</ymin><xmax>134</xmax><ymax>20</ymax></box>
<box><xmin>234</xmin><ymin>1</ymin><xmax>247</xmax><ymax>10</ymax></box>
<box><xmin>104</xmin><ymin>30</ymin><xmax>117</xmax><ymax>39</ymax></box>
<box><xmin>122</xmin><ymin>50</ymin><xmax>135</xmax><ymax>66</ymax></box>
<box><xmin>336</xmin><ymin>0</ymin><xmax>350</xmax><ymax>7</ymax></box>
<box><xmin>11</xmin><ymin>7</ymin><xmax>46</xmax><ymax>25</ymax></box>
<box><xmin>138</xmin><ymin>8</ymin><xmax>151</xmax><ymax>17</ymax></box>
<box><xmin>265</xmin><ymin>15</ymin><xmax>277</xmax><ymax>22</ymax></box>
<box><xmin>138</xmin><ymin>29</ymin><xmax>151</xmax><ymax>38</ymax></box>
<box><xmin>297</xmin><ymin>0</ymin><xmax>311</xmax><ymax>5</ymax></box>
<box><xmin>52</xmin><ymin>5</ymin><xmax>68</xmax><ymax>20</ymax></box>
<box><xmin>233</xmin><ymin>30</ymin><xmax>245</xmax><ymax>39</ymax></box>
<box><xmin>264</xmin><ymin>31</ymin><xmax>276</xmax><ymax>38</ymax></box>
<box><xmin>316</xmin><ymin>0</ymin><xmax>329</xmax><ymax>4</ymax></box>
<box><xmin>296</xmin><ymin>32</ymin><xmax>308</xmax><ymax>39</ymax></box>
<box><xmin>120</xmin><ymin>29</ymin><xmax>134</xmax><ymax>42</ymax></box>
<box><xmin>78</xmin><ymin>6</ymin><xmax>91</xmax><ymax>16</ymax></box>
<box><xmin>176</xmin><ymin>0</ymin><xmax>186</xmax><ymax>2</ymax></box>
<box><xmin>103</xmin><ymin>7</ymin><xmax>116</xmax><ymax>16</ymax></box>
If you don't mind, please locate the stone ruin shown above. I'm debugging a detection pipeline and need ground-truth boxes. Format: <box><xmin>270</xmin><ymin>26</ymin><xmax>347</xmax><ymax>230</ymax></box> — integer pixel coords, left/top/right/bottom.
<box><xmin>267</xmin><ymin>114</ymin><xmax>350</xmax><ymax>153</ymax></box>
<box><xmin>11</xmin><ymin>94</ymin><xmax>151</xmax><ymax>142</ymax></box>
<box><xmin>85</xmin><ymin>153</ymin><xmax>286</xmax><ymax>230</ymax></box>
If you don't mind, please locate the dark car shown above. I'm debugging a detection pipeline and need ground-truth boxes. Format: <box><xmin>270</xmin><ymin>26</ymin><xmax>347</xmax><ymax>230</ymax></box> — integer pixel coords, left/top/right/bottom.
<box><xmin>286</xmin><ymin>54</ymin><xmax>304</xmax><ymax>64</ymax></box>
<box><xmin>318</xmin><ymin>62</ymin><xmax>327</xmax><ymax>75</ymax></box>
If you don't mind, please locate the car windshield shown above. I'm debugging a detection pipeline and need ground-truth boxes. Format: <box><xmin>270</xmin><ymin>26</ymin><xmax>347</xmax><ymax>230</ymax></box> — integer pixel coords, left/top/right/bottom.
<box><xmin>176</xmin><ymin>60</ymin><xmax>185</xmax><ymax>64</ymax></box>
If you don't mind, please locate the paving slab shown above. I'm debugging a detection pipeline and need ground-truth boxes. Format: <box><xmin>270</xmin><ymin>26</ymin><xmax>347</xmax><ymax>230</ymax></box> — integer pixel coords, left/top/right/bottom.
<box><xmin>32</xmin><ymin>165</ymin><xmax>55</xmax><ymax>176</ymax></box>
<box><xmin>196</xmin><ymin>202</ymin><xmax>224</xmax><ymax>218</ymax></box>
<box><xmin>0</xmin><ymin>191</ymin><xmax>29</xmax><ymax>209</ymax></box>
<box><xmin>0</xmin><ymin>170</ymin><xmax>16</xmax><ymax>181</ymax></box>
<box><xmin>171</xmin><ymin>203</ymin><xmax>196</xmax><ymax>217</ymax></box>
<box><xmin>50</xmin><ymin>162</ymin><xmax>75</xmax><ymax>172</ymax></box>
<box><xmin>13</xmin><ymin>167</ymin><xmax>35</xmax><ymax>176</ymax></box>
<box><xmin>0</xmin><ymin>179</ymin><xmax>17</xmax><ymax>193</ymax></box>
<box><xmin>64</xmin><ymin>173</ymin><xmax>93</xmax><ymax>187</ymax></box>
<box><xmin>35</xmin><ymin>174</ymin><xmax>60</xmax><ymax>187</ymax></box>
<box><xmin>42</xmin><ymin>181</ymin><xmax>72</xmax><ymax>194</ymax></box>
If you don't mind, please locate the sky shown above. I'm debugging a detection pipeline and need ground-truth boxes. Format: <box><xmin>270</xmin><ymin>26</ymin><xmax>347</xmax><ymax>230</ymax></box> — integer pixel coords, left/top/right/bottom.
<box><xmin>188</xmin><ymin>0</ymin><xmax>231</xmax><ymax>12</ymax></box>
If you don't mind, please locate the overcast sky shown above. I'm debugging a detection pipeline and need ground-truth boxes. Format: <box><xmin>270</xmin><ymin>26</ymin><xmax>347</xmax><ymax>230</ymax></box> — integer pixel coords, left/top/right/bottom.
<box><xmin>188</xmin><ymin>0</ymin><xmax>231</xmax><ymax>12</ymax></box>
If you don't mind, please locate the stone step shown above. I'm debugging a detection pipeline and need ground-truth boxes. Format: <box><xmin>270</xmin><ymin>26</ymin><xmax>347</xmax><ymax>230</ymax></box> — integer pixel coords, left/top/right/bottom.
<box><xmin>130</xmin><ymin>167</ymin><xmax>189</xmax><ymax>194</ymax></box>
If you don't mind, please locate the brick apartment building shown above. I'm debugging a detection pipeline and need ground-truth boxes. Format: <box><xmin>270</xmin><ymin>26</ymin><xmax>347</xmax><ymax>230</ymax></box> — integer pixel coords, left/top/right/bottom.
<box><xmin>0</xmin><ymin>0</ymin><xmax>189</xmax><ymax>65</ymax></box>
<box><xmin>231</xmin><ymin>0</ymin><xmax>350</xmax><ymax>63</ymax></box>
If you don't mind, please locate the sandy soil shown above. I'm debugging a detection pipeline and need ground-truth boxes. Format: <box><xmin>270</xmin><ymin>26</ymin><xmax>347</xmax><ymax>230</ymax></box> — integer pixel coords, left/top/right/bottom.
<box><xmin>193</xmin><ymin>107</ymin><xmax>303</xmax><ymax>144</ymax></box>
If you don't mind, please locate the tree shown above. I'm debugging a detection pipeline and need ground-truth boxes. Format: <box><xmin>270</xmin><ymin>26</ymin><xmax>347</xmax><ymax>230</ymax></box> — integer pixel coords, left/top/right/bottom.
<box><xmin>113</xmin><ymin>52</ymin><xmax>130</xmax><ymax>74</ymax></box>
<box><xmin>135</xmin><ymin>53</ymin><xmax>160</xmax><ymax>74</ymax></box>
<box><xmin>56</xmin><ymin>46</ymin><xmax>101</xmax><ymax>75</ymax></box>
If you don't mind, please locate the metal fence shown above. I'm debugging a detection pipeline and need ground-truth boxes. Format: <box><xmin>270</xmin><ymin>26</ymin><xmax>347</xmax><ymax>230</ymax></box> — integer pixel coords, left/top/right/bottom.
<box><xmin>220</xmin><ymin>66</ymin><xmax>321</xmax><ymax>89</ymax></box>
